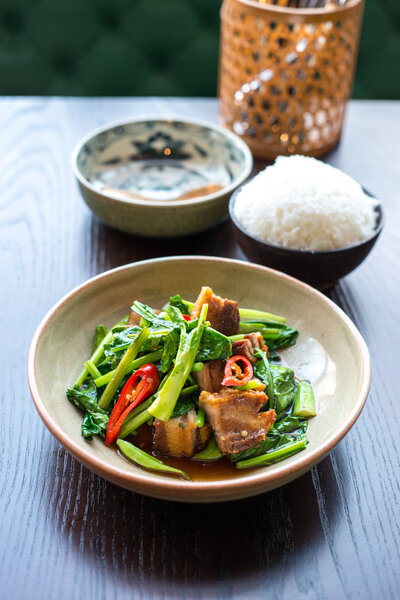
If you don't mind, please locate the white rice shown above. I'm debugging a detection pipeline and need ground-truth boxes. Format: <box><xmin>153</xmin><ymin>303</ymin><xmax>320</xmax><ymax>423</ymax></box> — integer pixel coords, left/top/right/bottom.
<box><xmin>234</xmin><ymin>155</ymin><xmax>378</xmax><ymax>251</ymax></box>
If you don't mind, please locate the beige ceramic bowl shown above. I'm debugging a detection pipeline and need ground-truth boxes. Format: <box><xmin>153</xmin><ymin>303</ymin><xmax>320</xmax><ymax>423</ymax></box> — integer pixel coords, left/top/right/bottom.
<box><xmin>28</xmin><ymin>257</ymin><xmax>371</xmax><ymax>502</ymax></box>
<box><xmin>71</xmin><ymin>118</ymin><xmax>253</xmax><ymax>237</ymax></box>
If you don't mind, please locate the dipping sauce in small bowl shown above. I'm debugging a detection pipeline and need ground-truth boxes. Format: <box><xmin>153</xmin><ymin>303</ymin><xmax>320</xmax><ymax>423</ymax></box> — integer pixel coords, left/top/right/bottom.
<box><xmin>72</xmin><ymin>118</ymin><xmax>253</xmax><ymax>238</ymax></box>
<box><xmin>229</xmin><ymin>156</ymin><xmax>383</xmax><ymax>289</ymax></box>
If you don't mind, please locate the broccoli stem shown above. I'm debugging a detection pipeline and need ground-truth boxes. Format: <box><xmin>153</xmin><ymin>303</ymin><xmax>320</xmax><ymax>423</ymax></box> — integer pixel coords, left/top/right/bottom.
<box><xmin>181</xmin><ymin>301</ymin><xmax>285</xmax><ymax>324</ymax></box>
<box><xmin>180</xmin><ymin>384</ymin><xmax>199</xmax><ymax>396</ymax></box>
<box><xmin>118</xmin><ymin>409</ymin><xmax>152</xmax><ymax>439</ymax></box>
<box><xmin>192</xmin><ymin>437</ymin><xmax>222</xmax><ymax>461</ymax></box>
<box><xmin>254</xmin><ymin>348</ymin><xmax>275</xmax><ymax>408</ymax></box>
<box><xmin>73</xmin><ymin>315</ymin><xmax>129</xmax><ymax>388</ymax></box>
<box><xmin>292</xmin><ymin>381</ymin><xmax>316</xmax><ymax>418</ymax></box>
<box><xmin>148</xmin><ymin>304</ymin><xmax>208</xmax><ymax>421</ymax></box>
<box><xmin>195</xmin><ymin>407</ymin><xmax>205</xmax><ymax>428</ymax></box>
<box><xmin>117</xmin><ymin>439</ymin><xmax>191</xmax><ymax>480</ymax></box>
<box><xmin>239</xmin><ymin>308</ymin><xmax>285</xmax><ymax>323</ymax></box>
<box><xmin>233</xmin><ymin>378</ymin><xmax>265</xmax><ymax>391</ymax></box>
<box><xmin>98</xmin><ymin>327</ymin><xmax>149</xmax><ymax>410</ymax></box>
<box><xmin>118</xmin><ymin>397</ymin><xmax>154</xmax><ymax>439</ymax></box>
<box><xmin>187</xmin><ymin>373</ymin><xmax>197</xmax><ymax>386</ymax></box>
<box><xmin>94</xmin><ymin>349</ymin><xmax>163</xmax><ymax>388</ymax></box>
<box><xmin>85</xmin><ymin>360</ymin><xmax>102</xmax><ymax>379</ymax></box>
<box><xmin>239</xmin><ymin>323</ymin><xmax>280</xmax><ymax>338</ymax></box>
<box><xmin>93</xmin><ymin>325</ymin><xmax>107</xmax><ymax>353</ymax></box>
<box><xmin>236</xmin><ymin>438</ymin><xmax>308</xmax><ymax>469</ymax></box>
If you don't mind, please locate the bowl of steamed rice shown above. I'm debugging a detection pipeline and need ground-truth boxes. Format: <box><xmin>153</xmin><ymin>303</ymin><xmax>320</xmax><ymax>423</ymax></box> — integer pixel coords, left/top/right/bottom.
<box><xmin>229</xmin><ymin>156</ymin><xmax>383</xmax><ymax>289</ymax></box>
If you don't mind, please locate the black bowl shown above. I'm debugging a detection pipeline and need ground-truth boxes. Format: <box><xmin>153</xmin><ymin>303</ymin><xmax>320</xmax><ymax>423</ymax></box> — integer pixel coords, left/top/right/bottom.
<box><xmin>229</xmin><ymin>184</ymin><xmax>384</xmax><ymax>290</ymax></box>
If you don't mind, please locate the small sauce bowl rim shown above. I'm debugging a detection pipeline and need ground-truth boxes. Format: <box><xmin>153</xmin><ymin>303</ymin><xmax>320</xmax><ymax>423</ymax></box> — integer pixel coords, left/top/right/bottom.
<box><xmin>71</xmin><ymin>116</ymin><xmax>254</xmax><ymax>208</ymax></box>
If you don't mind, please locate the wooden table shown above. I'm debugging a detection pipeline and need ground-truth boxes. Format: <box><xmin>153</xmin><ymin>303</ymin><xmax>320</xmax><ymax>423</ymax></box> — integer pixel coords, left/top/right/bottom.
<box><xmin>1</xmin><ymin>98</ymin><xmax>399</xmax><ymax>600</ymax></box>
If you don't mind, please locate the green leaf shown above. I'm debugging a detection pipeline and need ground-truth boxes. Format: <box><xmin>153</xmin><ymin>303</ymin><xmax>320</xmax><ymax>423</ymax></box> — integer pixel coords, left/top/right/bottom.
<box><xmin>93</xmin><ymin>325</ymin><xmax>107</xmax><ymax>353</ymax></box>
<box><xmin>159</xmin><ymin>306</ymin><xmax>185</xmax><ymax>373</ymax></box>
<box><xmin>81</xmin><ymin>413</ymin><xmax>102</xmax><ymax>439</ymax></box>
<box><xmin>168</xmin><ymin>294</ymin><xmax>191</xmax><ymax>316</ymax></box>
<box><xmin>167</xmin><ymin>304</ymin><xmax>187</xmax><ymax>326</ymax></box>
<box><xmin>229</xmin><ymin>415</ymin><xmax>308</xmax><ymax>462</ymax></box>
<box><xmin>196</xmin><ymin>326</ymin><xmax>232</xmax><ymax>361</ymax></box>
<box><xmin>229</xmin><ymin>436</ymin><xmax>276</xmax><ymax>462</ymax></box>
<box><xmin>103</xmin><ymin>326</ymin><xmax>141</xmax><ymax>357</ymax></box>
<box><xmin>131</xmin><ymin>301</ymin><xmax>160</xmax><ymax>323</ymax></box>
<box><xmin>236</xmin><ymin>437</ymin><xmax>309</xmax><ymax>469</ymax></box>
<box><xmin>160</xmin><ymin>328</ymin><xmax>180</xmax><ymax>373</ymax></box>
<box><xmin>270</xmin><ymin>364</ymin><xmax>296</xmax><ymax>417</ymax></box>
<box><xmin>186</xmin><ymin>317</ymin><xmax>199</xmax><ymax>331</ymax></box>
<box><xmin>66</xmin><ymin>381</ymin><xmax>110</xmax><ymax>436</ymax></box>
<box><xmin>170</xmin><ymin>391</ymin><xmax>198</xmax><ymax>419</ymax></box>
<box><xmin>272</xmin><ymin>415</ymin><xmax>308</xmax><ymax>435</ymax></box>
<box><xmin>239</xmin><ymin>320</ymin><xmax>298</xmax><ymax>350</ymax></box>
<box><xmin>268</xmin><ymin>350</ymin><xmax>281</xmax><ymax>362</ymax></box>
<box><xmin>254</xmin><ymin>348</ymin><xmax>275</xmax><ymax>408</ymax></box>
<box><xmin>268</xmin><ymin>324</ymin><xmax>298</xmax><ymax>350</ymax></box>
<box><xmin>132</xmin><ymin>301</ymin><xmax>176</xmax><ymax>332</ymax></box>
<box><xmin>98</xmin><ymin>328</ymin><xmax>150</xmax><ymax>410</ymax></box>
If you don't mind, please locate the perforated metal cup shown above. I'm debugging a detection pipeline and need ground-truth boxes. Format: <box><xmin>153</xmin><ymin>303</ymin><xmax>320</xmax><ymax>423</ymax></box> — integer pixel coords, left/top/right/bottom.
<box><xmin>219</xmin><ymin>0</ymin><xmax>364</xmax><ymax>159</ymax></box>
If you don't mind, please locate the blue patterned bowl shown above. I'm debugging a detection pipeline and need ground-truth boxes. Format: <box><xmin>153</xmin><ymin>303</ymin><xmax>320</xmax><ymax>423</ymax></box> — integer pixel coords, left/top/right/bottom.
<box><xmin>72</xmin><ymin>118</ymin><xmax>253</xmax><ymax>237</ymax></box>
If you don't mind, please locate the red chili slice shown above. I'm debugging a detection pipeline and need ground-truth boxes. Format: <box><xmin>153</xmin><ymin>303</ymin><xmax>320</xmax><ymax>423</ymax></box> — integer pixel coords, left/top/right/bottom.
<box><xmin>182</xmin><ymin>314</ymin><xmax>191</xmax><ymax>322</ymax></box>
<box><xmin>104</xmin><ymin>363</ymin><xmax>160</xmax><ymax>446</ymax></box>
<box><xmin>222</xmin><ymin>355</ymin><xmax>253</xmax><ymax>386</ymax></box>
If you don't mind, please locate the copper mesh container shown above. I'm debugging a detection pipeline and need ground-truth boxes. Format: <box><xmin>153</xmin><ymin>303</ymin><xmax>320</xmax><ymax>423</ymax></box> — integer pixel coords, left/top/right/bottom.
<box><xmin>219</xmin><ymin>0</ymin><xmax>364</xmax><ymax>159</ymax></box>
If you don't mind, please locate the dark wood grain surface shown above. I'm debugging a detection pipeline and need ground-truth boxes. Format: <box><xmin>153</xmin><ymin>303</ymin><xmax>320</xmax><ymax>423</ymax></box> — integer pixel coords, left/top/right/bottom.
<box><xmin>1</xmin><ymin>98</ymin><xmax>399</xmax><ymax>600</ymax></box>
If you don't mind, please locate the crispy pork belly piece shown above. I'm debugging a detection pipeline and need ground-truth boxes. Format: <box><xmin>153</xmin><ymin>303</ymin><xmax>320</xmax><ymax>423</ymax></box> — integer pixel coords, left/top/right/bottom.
<box><xmin>245</xmin><ymin>332</ymin><xmax>268</xmax><ymax>353</ymax></box>
<box><xmin>199</xmin><ymin>389</ymin><xmax>276</xmax><ymax>454</ymax></box>
<box><xmin>191</xmin><ymin>286</ymin><xmax>240</xmax><ymax>336</ymax></box>
<box><xmin>232</xmin><ymin>332</ymin><xmax>268</xmax><ymax>363</ymax></box>
<box><xmin>232</xmin><ymin>338</ymin><xmax>256</xmax><ymax>363</ymax></box>
<box><xmin>153</xmin><ymin>409</ymin><xmax>211</xmax><ymax>458</ymax></box>
<box><xmin>127</xmin><ymin>310</ymin><xmax>141</xmax><ymax>326</ymax></box>
<box><xmin>194</xmin><ymin>359</ymin><xmax>225</xmax><ymax>392</ymax></box>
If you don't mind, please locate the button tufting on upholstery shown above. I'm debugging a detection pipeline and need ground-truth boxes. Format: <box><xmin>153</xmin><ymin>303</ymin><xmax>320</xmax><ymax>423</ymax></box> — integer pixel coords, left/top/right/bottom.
<box><xmin>0</xmin><ymin>0</ymin><xmax>397</xmax><ymax>98</ymax></box>
<box><xmin>1</xmin><ymin>9</ymin><xmax>24</xmax><ymax>33</ymax></box>
<box><xmin>99</xmin><ymin>10</ymin><xmax>120</xmax><ymax>31</ymax></box>
<box><xmin>53</xmin><ymin>54</ymin><xmax>76</xmax><ymax>76</ymax></box>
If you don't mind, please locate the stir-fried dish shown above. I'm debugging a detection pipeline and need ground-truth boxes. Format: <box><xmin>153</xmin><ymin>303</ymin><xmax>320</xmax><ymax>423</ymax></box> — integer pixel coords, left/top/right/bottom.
<box><xmin>67</xmin><ymin>287</ymin><xmax>316</xmax><ymax>481</ymax></box>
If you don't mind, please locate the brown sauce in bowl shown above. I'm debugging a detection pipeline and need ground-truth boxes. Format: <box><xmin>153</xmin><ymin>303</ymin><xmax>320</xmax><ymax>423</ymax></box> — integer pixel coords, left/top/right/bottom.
<box><xmin>126</xmin><ymin>424</ymin><xmax>250</xmax><ymax>482</ymax></box>
<box><xmin>101</xmin><ymin>184</ymin><xmax>224</xmax><ymax>203</ymax></box>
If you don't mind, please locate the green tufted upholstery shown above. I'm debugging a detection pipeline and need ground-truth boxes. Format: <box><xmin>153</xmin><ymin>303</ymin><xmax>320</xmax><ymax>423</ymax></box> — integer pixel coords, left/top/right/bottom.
<box><xmin>0</xmin><ymin>0</ymin><xmax>398</xmax><ymax>98</ymax></box>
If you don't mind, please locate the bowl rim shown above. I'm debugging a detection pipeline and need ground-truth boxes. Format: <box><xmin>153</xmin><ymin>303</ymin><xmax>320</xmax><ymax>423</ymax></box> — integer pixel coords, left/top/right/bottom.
<box><xmin>71</xmin><ymin>117</ymin><xmax>254</xmax><ymax>208</ymax></box>
<box><xmin>28</xmin><ymin>256</ymin><xmax>371</xmax><ymax>500</ymax></box>
<box><xmin>233</xmin><ymin>0</ymin><xmax>362</xmax><ymax>17</ymax></box>
<box><xmin>229</xmin><ymin>182</ymin><xmax>384</xmax><ymax>256</ymax></box>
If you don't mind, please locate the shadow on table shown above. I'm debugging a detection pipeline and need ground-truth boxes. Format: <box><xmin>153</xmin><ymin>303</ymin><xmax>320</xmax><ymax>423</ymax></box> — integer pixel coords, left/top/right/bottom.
<box><xmin>41</xmin><ymin>443</ymin><xmax>344</xmax><ymax>598</ymax></box>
